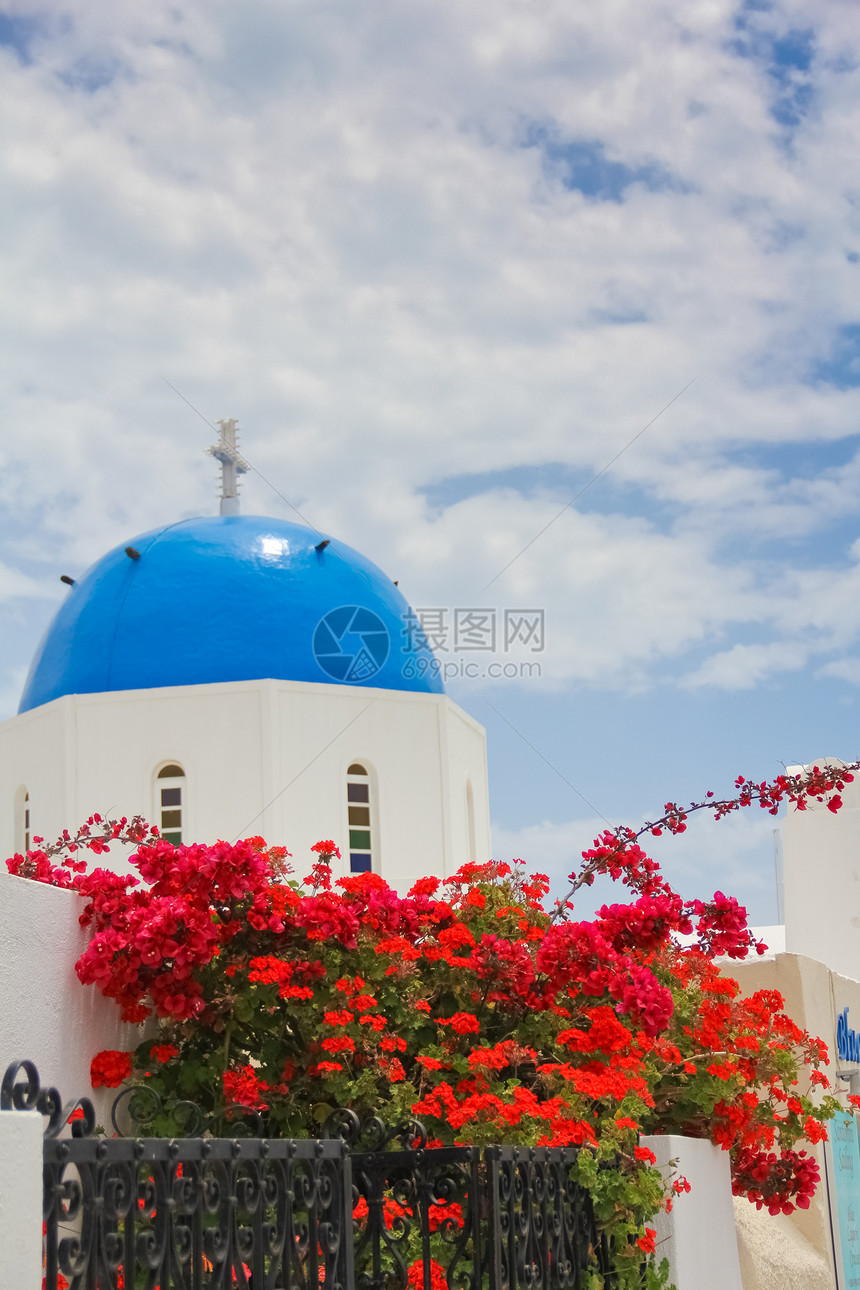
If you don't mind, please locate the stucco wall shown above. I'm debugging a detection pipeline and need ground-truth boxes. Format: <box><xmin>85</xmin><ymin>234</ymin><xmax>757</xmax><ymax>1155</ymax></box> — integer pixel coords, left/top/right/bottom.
<box><xmin>0</xmin><ymin>870</ymin><xmax>141</xmax><ymax>1115</ymax></box>
<box><xmin>730</xmin><ymin>950</ymin><xmax>860</xmax><ymax>1287</ymax></box>
<box><xmin>642</xmin><ymin>1134</ymin><xmax>743</xmax><ymax>1290</ymax></box>
<box><xmin>0</xmin><ymin>1110</ymin><xmax>43</xmax><ymax>1290</ymax></box>
<box><xmin>784</xmin><ymin>760</ymin><xmax>860</xmax><ymax>982</ymax></box>
<box><xmin>0</xmin><ymin>698</ymin><xmax>71</xmax><ymax>855</ymax></box>
<box><xmin>439</xmin><ymin>698</ymin><xmax>493</xmax><ymax>874</ymax></box>
<box><xmin>733</xmin><ymin>1195</ymin><xmax>833</xmax><ymax>1290</ymax></box>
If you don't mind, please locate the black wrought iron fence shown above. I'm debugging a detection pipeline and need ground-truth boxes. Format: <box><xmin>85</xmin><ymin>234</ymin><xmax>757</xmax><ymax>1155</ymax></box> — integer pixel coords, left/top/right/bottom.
<box><xmin>485</xmin><ymin>1146</ymin><xmax>613</xmax><ymax>1290</ymax></box>
<box><xmin>2</xmin><ymin>1060</ymin><xmax>619</xmax><ymax>1290</ymax></box>
<box><xmin>336</xmin><ymin>1112</ymin><xmax>483</xmax><ymax>1290</ymax></box>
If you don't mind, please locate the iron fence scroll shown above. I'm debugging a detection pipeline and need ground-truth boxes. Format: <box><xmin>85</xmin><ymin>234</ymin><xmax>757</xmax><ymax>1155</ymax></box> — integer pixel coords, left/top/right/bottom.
<box><xmin>485</xmin><ymin>1146</ymin><xmax>610</xmax><ymax>1290</ymax></box>
<box><xmin>4</xmin><ymin>1060</ymin><xmax>352</xmax><ymax>1290</ymax></box>
<box><xmin>2</xmin><ymin>1061</ymin><xmax>625</xmax><ymax>1290</ymax></box>
<box><xmin>331</xmin><ymin>1111</ymin><xmax>483</xmax><ymax>1290</ymax></box>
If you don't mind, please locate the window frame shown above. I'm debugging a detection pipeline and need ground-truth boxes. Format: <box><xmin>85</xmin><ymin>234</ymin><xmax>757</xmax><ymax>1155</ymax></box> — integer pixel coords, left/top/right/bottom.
<box><xmin>154</xmin><ymin>762</ymin><xmax>186</xmax><ymax>846</ymax></box>
<box><xmin>465</xmin><ymin>776</ymin><xmax>477</xmax><ymax>864</ymax></box>
<box><xmin>14</xmin><ymin>785</ymin><xmax>30</xmax><ymax>854</ymax></box>
<box><xmin>344</xmin><ymin>759</ymin><xmax>378</xmax><ymax>875</ymax></box>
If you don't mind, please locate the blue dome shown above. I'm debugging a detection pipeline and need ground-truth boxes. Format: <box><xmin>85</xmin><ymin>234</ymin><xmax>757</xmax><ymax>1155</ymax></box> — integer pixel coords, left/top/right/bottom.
<box><xmin>19</xmin><ymin>515</ymin><xmax>444</xmax><ymax>712</ymax></box>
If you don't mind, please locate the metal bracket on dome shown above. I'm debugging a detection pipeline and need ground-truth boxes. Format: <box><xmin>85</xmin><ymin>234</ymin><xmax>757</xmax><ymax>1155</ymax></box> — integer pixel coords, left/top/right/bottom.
<box><xmin>207</xmin><ymin>418</ymin><xmax>249</xmax><ymax>516</ymax></box>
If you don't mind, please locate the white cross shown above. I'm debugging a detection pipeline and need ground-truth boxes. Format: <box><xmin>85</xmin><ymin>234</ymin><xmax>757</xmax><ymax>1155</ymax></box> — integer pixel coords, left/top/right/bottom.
<box><xmin>207</xmin><ymin>418</ymin><xmax>249</xmax><ymax>515</ymax></box>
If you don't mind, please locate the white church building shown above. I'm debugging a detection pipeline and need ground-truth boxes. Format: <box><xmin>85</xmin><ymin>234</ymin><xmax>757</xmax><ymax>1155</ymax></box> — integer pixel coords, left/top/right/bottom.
<box><xmin>6</xmin><ymin>427</ymin><xmax>860</xmax><ymax>1289</ymax></box>
<box><xmin>0</xmin><ymin>426</ymin><xmax>491</xmax><ymax>888</ymax></box>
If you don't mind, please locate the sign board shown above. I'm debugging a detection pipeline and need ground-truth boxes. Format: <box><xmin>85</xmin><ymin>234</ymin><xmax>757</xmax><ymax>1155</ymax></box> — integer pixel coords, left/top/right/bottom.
<box><xmin>826</xmin><ymin>1111</ymin><xmax>860</xmax><ymax>1289</ymax></box>
<box><xmin>838</xmin><ymin>1008</ymin><xmax>860</xmax><ymax>1065</ymax></box>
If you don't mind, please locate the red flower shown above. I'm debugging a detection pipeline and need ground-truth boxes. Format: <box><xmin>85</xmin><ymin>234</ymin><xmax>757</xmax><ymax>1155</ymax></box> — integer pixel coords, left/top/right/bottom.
<box><xmin>90</xmin><ymin>1050</ymin><xmax>132</xmax><ymax>1088</ymax></box>
<box><xmin>440</xmin><ymin>1012</ymin><xmax>480</xmax><ymax>1035</ymax></box>
<box><xmin>321</xmin><ymin>1035</ymin><xmax>355</xmax><ymax>1055</ymax></box>
<box><xmin>311</xmin><ymin>839</ymin><xmax>342</xmax><ymax>859</ymax></box>
<box><xmin>150</xmin><ymin>1044</ymin><xmax>179</xmax><ymax>1064</ymax></box>
<box><xmin>636</xmin><ymin>1228</ymin><xmax>657</xmax><ymax>1255</ymax></box>
<box><xmin>380</xmin><ymin>1058</ymin><xmax>406</xmax><ymax>1082</ymax></box>
<box><xmin>416</xmin><ymin>1055</ymin><xmax>447</xmax><ymax>1071</ymax></box>
<box><xmin>409</xmin><ymin>876</ymin><xmax>441</xmax><ymax>897</ymax></box>
<box><xmin>223</xmin><ymin>1065</ymin><xmax>268</xmax><ymax>1109</ymax></box>
<box><xmin>428</xmin><ymin>1202</ymin><xmax>464</xmax><ymax>1232</ymax></box>
<box><xmin>323</xmin><ymin>1010</ymin><xmax>353</xmax><ymax>1027</ymax></box>
<box><xmin>407</xmin><ymin>1260</ymin><xmax>447</xmax><ymax>1290</ymax></box>
<box><xmin>803</xmin><ymin>1117</ymin><xmax>828</xmax><ymax>1145</ymax></box>
<box><xmin>380</xmin><ymin>1035</ymin><xmax>407</xmax><ymax>1053</ymax></box>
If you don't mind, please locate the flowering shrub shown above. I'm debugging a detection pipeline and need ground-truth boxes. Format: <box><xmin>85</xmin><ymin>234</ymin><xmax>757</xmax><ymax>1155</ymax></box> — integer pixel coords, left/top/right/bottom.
<box><xmin>8</xmin><ymin>764</ymin><xmax>855</xmax><ymax>1283</ymax></box>
<box><xmin>731</xmin><ymin>1146</ymin><xmax>821</xmax><ymax>1216</ymax></box>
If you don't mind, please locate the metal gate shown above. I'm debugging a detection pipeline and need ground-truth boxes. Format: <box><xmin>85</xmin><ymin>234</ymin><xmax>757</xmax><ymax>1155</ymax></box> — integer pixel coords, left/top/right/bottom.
<box><xmin>3</xmin><ymin>1060</ymin><xmax>615</xmax><ymax>1290</ymax></box>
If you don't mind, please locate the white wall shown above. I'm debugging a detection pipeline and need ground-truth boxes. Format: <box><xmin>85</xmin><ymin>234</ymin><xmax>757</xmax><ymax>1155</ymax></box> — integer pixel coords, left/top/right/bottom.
<box><xmin>0</xmin><ymin>699</ymin><xmax>71</xmax><ymax>855</ymax></box>
<box><xmin>0</xmin><ymin>871</ymin><xmax>141</xmax><ymax>1119</ymax></box>
<box><xmin>441</xmin><ymin>700</ymin><xmax>493</xmax><ymax>872</ymax></box>
<box><xmin>0</xmin><ymin>875</ymin><xmax>142</xmax><ymax>1289</ymax></box>
<box><xmin>0</xmin><ymin>678</ymin><xmax>491</xmax><ymax>890</ymax></box>
<box><xmin>641</xmin><ymin>1135</ymin><xmax>743</xmax><ymax>1290</ymax></box>
<box><xmin>731</xmin><ymin>949</ymin><xmax>860</xmax><ymax>1287</ymax></box>
<box><xmin>783</xmin><ymin>758</ymin><xmax>860</xmax><ymax>981</ymax></box>
<box><xmin>0</xmin><ymin>1110</ymin><xmax>43</xmax><ymax>1290</ymax></box>
<box><xmin>733</xmin><ymin>1195</ymin><xmax>832</xmax><ymax>1290</ymax></box>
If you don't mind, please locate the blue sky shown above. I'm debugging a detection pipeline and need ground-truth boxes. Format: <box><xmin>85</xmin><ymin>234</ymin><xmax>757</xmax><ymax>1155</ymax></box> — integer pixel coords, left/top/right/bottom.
<box><xmin>1</xmin><ymin>0</ymin><xmax>859</xmax><ymax>925</ymax></box>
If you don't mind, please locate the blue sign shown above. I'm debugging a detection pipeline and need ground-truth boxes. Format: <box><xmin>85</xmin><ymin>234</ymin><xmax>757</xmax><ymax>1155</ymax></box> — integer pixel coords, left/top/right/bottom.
<box><xmin>838</xmin><ymin>1009</ymin><xmax>860</xmax><ymax>1064</ymax></box>
<box><xmin>827</xmin><ymin>1112</ymin><xmax>860</xmax><ymax>1288</ymax></box>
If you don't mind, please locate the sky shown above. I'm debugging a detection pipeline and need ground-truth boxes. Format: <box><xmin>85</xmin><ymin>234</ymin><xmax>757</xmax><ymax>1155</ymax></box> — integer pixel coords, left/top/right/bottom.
<box><xmin>2</xmin><ymin>0</ymin><xmax>860</xmax><ymax>925</ymax></box>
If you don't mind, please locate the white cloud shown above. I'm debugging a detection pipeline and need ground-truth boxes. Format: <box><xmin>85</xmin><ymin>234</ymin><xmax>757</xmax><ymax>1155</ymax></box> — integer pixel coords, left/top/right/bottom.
<box><xmin>2</xmin><ymin>0</ymin><xmax>860</xmax><ymax>714</ymax></box>
<box><xmin>0</xmin><ymin>563</ymin><xmax>51</xmax><ymax>603</ymax></box>
<box><xmin>818</xmin><ymin>658</ymin><xmax>860</xmax><ymax>685</ymax></box>
<box><xmin>683</xmin><ymin>641</ymin><xmax>812</xmax><ymax>690</ymax></box>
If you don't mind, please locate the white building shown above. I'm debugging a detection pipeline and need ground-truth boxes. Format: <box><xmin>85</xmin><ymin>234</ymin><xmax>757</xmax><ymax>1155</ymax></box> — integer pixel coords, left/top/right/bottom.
<box><xmin>722</xmin><ymin>759</ymin><xmax>860</xmax><ymax>1290</ymax></box>
<box><xmin>0</xmin><ymin>438</ymin><xmax>491</xmax><ymax>889</ymax></box>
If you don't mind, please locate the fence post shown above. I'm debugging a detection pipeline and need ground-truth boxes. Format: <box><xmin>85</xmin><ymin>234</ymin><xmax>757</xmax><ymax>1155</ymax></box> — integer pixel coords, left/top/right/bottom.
<box><xmin>340</xmin><ymin>1145</ymin><xmax>356</xmax><ymax>1290</ymax></box>
<box><xmin>640</xmin><ymin>1134</ymin><xmax>743</xmax><ymax>1290</ymax></box>
<box><xmin>0</xmin><ymin>1106</ymin><xmax>44</xmax><ymax>1289</ymax></box>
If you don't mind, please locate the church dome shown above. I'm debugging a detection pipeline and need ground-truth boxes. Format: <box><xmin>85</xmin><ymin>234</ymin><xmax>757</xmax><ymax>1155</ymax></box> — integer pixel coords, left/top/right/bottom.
<box><xmin>19</xmin><ymin>515</ymin><xmax>444</xmax><ymax>713</ymax></box>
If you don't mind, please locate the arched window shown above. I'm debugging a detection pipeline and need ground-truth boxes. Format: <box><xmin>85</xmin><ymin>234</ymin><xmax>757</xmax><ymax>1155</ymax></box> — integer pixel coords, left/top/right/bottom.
<box><xmin>15</xmin><ymin>787</ymin><xmax>30</xmax><ymax>853</ymax></box>
<box><xmin>465</xmin><ymin>777</ymin><xmax>477</xmax><ymax>864</ymax></box>
<box><xmin>156</xmin><ymin>763</ymin><xmax>185</xmax><ymax>845</ymax></box>
<box><xmin>347</xmin><ymin>763</ymin><xmax>373</xmax><ymax>873</ymax></box>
